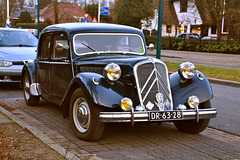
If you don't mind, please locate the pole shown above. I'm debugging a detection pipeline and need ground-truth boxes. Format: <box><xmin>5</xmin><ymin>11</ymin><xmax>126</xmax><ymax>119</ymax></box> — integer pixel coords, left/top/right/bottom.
<box><xmin>37</xmin><ymin>0</ymin><xmax>40</xmax><ymax>38</ymax></box>
<box><xmin>156</xmin><ymin>0</ymin><xmax>163</xmax><ymax>59</ymax></box>
<box><xmin>6</xmin><ymin>0</ymin><xmax>10</xmax><ymax>27</ymax></box>
<box><xmin>98</xmin><ymin>0</ymin><xmax>100</xmax><ymax>23</ymax></box>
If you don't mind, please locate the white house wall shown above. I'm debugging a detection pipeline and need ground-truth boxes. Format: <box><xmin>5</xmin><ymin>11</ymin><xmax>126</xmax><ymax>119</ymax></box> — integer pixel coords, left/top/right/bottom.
<box><xmin>173</xmin><ymin>0</ymin><xmax>202</xmax><ymax>33</ymax></box>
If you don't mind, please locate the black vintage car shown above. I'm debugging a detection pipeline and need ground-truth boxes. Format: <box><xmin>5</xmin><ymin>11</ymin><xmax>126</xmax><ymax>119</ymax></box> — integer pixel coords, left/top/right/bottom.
<box><xmin>21</xmin><ymin>23</ymin><xmax>217</xmax><ymax>141</ymax></box>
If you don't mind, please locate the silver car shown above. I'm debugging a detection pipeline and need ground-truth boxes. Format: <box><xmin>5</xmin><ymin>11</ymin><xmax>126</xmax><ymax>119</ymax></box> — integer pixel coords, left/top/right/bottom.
<box><xmin>0</xmin><ymin>28</ymin><xmax>38</xmax><ymax>82</ymax></box>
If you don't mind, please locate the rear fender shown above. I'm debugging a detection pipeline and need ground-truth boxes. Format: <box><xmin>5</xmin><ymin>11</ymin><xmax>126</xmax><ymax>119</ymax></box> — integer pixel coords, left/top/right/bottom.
<box><xmin>170</xmin><ymin>70</ymin><xmax>213</xmax><ymax>109</ymax></box>
<box><xmin>21</xmin><ymin>61</ymin><xmax>38</xmax><ymax>88</ymax></box>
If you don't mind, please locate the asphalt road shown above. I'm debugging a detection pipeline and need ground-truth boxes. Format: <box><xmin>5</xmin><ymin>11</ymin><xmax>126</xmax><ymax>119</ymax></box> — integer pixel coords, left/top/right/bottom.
<box><xmin>209</xmin><ymin>83</ymin><xmax>240</xmax><ymax>135</ymax></box>
<box><xmin>148</xmin><ymin>49</ymin><xmax>240</xmax><ymax>69</ymax></box>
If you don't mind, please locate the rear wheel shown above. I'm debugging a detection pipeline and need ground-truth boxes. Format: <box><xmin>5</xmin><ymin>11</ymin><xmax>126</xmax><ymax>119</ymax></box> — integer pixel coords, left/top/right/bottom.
<box><xmin>23</xmin><ymin>72</ymin><xmax>40</xmax><ymax>106</ymax></box>
<box><xmin>69</xmin><ymin>88</ymin><xmax>105</xmax><ymax>141</ymax></box>
<box><xmin>174</xmin><ymin>100</ymin><xmax>211</xmax><ymax>134</ymax></box>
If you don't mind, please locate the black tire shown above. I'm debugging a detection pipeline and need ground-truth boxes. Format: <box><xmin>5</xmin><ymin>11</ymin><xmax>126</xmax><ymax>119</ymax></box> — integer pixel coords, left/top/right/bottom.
<box><xmin>69</xmin><ymin>88</ymin><xmax>105</xmax><ymax>141</ymax></box>
<box><xmin>23</xmin><ymin>72</ymin><xmax>40</xmax><ymax>106</ymax></box>
<box><xmin>174</xmin><ymin>100</ymin><xmax>211</xmax><ymax>134</ymax></box>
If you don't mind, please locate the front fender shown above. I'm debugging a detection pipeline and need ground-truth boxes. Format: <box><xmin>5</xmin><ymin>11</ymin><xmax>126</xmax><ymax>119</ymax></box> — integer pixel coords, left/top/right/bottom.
<box><xmin>61</xmin><ymin>72</ymin><xmax>126</xmax><ymax>118</ymax></box>
<box><xmin>170</xmin><ymin>70</ymin><xmax>213</xmax><ymax>109</ymax></box>
<box><xmin>21</xmin><ymin>61</ymin><xmax>38</xmax><ymax>87</ymax></box>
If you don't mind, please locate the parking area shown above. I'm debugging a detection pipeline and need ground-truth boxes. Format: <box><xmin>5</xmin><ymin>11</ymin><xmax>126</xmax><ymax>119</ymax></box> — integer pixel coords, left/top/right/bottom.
<box><xmin>0</xmin><ymin>84</ymin><xmax>240</xmax><ymax>159</ymax></box>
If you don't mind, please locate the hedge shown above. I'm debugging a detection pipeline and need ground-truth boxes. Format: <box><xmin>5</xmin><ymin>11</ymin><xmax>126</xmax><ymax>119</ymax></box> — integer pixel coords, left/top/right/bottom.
<box><xmin>15</xmin><ymin>23</ymin><xmax>50</xmax><ymax>31</ymax></box>
<box><xmin>145</xmin><ymin>36</ymin><xmax>240</xmax><ymax>54</ymax></box>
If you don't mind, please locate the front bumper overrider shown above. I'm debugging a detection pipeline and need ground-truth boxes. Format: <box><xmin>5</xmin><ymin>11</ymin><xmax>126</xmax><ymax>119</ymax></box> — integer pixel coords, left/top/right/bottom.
<box><xmin>99</xmin><ymin>108</ymin><xmax>217</xmax><ymax>123</ymax></box>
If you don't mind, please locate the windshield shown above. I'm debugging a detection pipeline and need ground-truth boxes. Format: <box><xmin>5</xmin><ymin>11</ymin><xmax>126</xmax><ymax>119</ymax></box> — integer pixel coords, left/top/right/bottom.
<box><xmin>73</xmin><ymin>33</ymin><xmax>145</xmax><ymax>56</ymax></box>
<box><xmin>0</xmin><ymin>30</ymin><xmax>38</xmax><ymax>47</ymax></box>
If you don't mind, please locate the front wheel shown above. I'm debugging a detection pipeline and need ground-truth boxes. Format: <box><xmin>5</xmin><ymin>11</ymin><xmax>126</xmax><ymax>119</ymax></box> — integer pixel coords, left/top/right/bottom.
<box><xmin>23</xmin><ymin>72</ymin><xmax>40</xmax><ymax>106</ymax></box>
<box><xmin>69</xmin><ymin>88</ymin><xmax>105</xmax><ymax>141</ymax></box>
<box><xmin>174</xmin><ymin>100</ymin><xmax>211</xmax><ymax>134</ymax></box>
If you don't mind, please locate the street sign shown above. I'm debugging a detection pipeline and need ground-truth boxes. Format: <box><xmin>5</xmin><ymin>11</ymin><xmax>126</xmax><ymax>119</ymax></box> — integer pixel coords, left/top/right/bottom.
<box><xmin>100</xmin><ymin>11</ymin><xmax>110</xmax><ymax>15</ymax></box>
<box><xmin>83</xmin><ymin>13</ymin><xmax>89</xmax><ymax>19</ymax></box>
<box><xmin>83</xmin><ymin>19</ymin><xmax>89</xmax><ymax>23</ymax></box>
<box><xmin>92</xmin><ymin>17</ymin><xmax>98</xmax><ymax>23</ymax></box>
<box><xmin>100</xmin><ymin>7</ymin><xmax>109</xmax><ymax>10</ymax></box>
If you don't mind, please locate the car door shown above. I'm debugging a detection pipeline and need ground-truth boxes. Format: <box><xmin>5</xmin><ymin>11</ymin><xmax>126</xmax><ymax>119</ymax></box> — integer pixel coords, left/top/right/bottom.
<box><xmin>48</xmin><ymin>32</ymin><xmax>73</xmax><ymax>104</ymax></box>
<box><xmin>37</xmin><ymin>33</ymin><xmax>52</xmax><ymax>99</ymax></box>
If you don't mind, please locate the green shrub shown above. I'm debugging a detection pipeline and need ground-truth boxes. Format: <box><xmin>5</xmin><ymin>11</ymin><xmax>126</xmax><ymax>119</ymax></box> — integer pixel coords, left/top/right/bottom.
<box><xmin>15</xmin><ymin>23</ymin><xmax>50</xmax><ymax>31</ymax></box>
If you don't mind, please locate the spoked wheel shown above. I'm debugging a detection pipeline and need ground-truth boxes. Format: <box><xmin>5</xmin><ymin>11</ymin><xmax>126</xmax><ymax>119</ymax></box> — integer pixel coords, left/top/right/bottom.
<box><xmin>174</xmin><ymin>100</ymin><xmax>211</xmax><ymax>134</ymax></box>
<box><xmin>69</xmin><ymin>88</ymin><xmax>104</xmax><ymax>141</ymax></box>
<box><xmin>23</xmin><ymin>72</ymin><xmax>40</xmax><ymax>106</ymax></box>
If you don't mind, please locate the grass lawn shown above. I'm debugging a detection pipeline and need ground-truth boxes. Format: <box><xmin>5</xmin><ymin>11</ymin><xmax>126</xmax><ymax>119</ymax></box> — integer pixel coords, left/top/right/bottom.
<box><xmin>165</xmin><ymin>61</ymin><xmax>240</xmax><ymax>82</ymax></box>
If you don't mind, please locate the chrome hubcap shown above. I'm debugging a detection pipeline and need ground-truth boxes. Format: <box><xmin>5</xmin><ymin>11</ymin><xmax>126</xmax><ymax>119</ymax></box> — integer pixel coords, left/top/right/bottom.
<box><xmin>73</xmin><ymin>98</ymin><xmax>90</xmax><ymax>133</ymax></box>
<box><xmin>24</xmin><ymin>75</ymin><xmax>30</xmax><ymax>100</ymax></box>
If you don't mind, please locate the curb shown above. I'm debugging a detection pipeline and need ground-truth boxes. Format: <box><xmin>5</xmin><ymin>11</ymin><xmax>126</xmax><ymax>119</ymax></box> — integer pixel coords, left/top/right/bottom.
<box><xmin>208</xmin><ymin>78</ymin><xmax>240</xmax><ymax>88</ymax></box>
<box><xmin>0</xmin><ymin>106</ymin><xmax>81</xmax><ymax>160</ymax></box>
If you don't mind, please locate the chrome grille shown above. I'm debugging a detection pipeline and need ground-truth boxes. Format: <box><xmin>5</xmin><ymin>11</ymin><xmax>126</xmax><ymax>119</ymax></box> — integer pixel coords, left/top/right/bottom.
<box><xmin>134</xmin><ymin>58</ymin><xmax>173</xmax><ymax>111</ymax></box>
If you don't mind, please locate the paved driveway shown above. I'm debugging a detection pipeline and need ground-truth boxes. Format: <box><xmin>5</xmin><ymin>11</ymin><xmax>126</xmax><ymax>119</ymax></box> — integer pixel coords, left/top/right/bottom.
<box><xmin>0</xmin><ymin>84</ymin><xmax>240</xmax><ymax>160</ymax></box>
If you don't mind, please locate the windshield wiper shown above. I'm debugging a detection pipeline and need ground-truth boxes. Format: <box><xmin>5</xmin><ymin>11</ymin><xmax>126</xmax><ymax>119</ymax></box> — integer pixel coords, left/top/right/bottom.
<box><xmin>81</xmin><ymin>42</ymin><xmax>96</xmax><ymax>52</ymax></box>
<box><xmin>3</xmin><ymin>44</ymin><xmax>36</xmax><ymax>47</ymax></box>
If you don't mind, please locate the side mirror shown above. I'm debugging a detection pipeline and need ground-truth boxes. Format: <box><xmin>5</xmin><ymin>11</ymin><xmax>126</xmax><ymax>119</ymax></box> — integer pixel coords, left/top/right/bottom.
<box><xmin>147</xmin><ymin>43</ymin><xmax>154</xmax><ymax>51</ymax></box>
<box><xmin>56</xmin><ymin>43</ymin><xmax>64</xmax><ymax>52</ymax></box>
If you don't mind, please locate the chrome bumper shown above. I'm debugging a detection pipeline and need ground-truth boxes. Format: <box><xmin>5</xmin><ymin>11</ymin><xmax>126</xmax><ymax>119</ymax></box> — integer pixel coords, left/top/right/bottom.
<box><xmin>99</xmin><ymin>108</ymin><xmax>217</xmax><ymax>123</ymax></box>
<box><xmin>0</xmin><ymin>65</ymin><xmax>23</xmax><ymax>82</ymax></box>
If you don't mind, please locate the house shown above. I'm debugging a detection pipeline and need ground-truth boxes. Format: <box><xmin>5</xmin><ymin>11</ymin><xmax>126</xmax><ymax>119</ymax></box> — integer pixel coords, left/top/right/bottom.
<box><xmin>141</xmin><ymin>0</ymin><xmax>179</xmax><ymax>37</ymax></box>
<box><xmin>142</xmin><ymin>0</ymin><xmax>179</xmax><ymax>37</ymax></box>
<box><xmin>12</xmin><ymin>7</ymin><xmax>38</xmax><ymax>22</ymax></box>
<box><xmin>39</xmin><ymin>2</ymin><xmax>92</xmax><ymax>24</ymax></box>
<box><xmin>172</xmin><ymin>0</ymin><xmax>221</xmax><ymax>37</ymax></box>
<box><xmin>146</xmin><ymin>0</ymin><xmax>229</xmax><ymax>38</ymax></box>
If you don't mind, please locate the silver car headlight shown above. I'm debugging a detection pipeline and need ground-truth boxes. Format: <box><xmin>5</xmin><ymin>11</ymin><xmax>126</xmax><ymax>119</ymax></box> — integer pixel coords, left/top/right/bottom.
<box><xmin>0</xmin><ymin>60</ymin><xmax>13</xmax><ymax>67</ymax></box>
<box><xmin>104</xmin><ymin>63</ymin><xmax>121</xmax><ymax>81</ymax></box>
<box><xmin>178</xmin><ymin>62</ymin><xmax>196</xmax><ymax>79</ymax></box>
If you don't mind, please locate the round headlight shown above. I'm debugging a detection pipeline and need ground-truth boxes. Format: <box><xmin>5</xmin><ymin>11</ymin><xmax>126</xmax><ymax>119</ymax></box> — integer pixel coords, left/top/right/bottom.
<box><xmin>121</xmin><ymin>98</ymin><xmax>133</xmax><ymax>111</ymax></box>
<box><xmin>104</xmin><ymin>63</ymin><xmax>121</xmax><ymax>81</ymax></box>
<box><xmin>178</xmin><ymin>62</ymin><xmax>196</xmax><ymax>79</ymax></box>
<box><xmin>187</xmin><ymin>95</ymin><xmax>199</xmax><ymax>109</ymax></box>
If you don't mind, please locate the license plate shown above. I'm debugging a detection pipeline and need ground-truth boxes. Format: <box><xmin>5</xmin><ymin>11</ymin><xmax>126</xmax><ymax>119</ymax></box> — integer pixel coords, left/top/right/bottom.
<box><xmin>149</xmin><ymin>111</ymin><xmax>183</xmax><ymax>121</ymax></box>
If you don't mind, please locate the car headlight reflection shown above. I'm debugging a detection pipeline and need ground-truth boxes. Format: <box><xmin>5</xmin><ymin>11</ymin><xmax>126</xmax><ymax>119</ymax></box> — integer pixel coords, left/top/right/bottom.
<box><xmin>121</xmin><ymin>98</ymin><xmax>133</xmax><ymax>111</ymax></box>
<box><xmin>104</xmin><ymin>63</ymin><xmax>121</xmax><ymax>81</ymax></box>
<box><xmin>178</xmin><ymin>62</ymin><xmax>196</xmax><ymax>79</ymax></box>
<box><xmin>0</xmin><ymin>60</ymin><xmax>13</xmax><ymax>67</ymax></box>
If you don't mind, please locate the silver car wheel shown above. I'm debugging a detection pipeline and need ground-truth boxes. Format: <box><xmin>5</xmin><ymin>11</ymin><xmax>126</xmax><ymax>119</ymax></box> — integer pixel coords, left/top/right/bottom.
<box><xmin>24</xmin><ymin>75</ymin><xmax>30</xmax><ymax>100</ymax></box>
<box><xmin>73</xmin><ymin>97</ymin><xmax>91</xmax><ymax>133</ymax></box>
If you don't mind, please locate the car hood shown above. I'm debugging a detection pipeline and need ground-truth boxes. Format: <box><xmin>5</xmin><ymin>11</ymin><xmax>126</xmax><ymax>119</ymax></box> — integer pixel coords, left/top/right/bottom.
<box><xmin>0</xmin><ymin>47</ymin><xmax>37</xmax><ymax>61</ymax></box>
<box><xmin>75</xmin><ymin>55</ymin><xmax>150</xmax><ymax>67</ymax></box>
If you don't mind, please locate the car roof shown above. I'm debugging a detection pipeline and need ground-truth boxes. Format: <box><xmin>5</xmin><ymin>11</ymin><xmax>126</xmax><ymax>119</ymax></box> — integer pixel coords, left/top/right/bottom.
<box><xmin>0</xmin><ymin>27</ymin><xmax>28</xmax><ymax>32</ymax></box>
<box><xmin>41</xmin><ymin>23</ymin><xmax>144</xmax><ymax>37</ymax></box>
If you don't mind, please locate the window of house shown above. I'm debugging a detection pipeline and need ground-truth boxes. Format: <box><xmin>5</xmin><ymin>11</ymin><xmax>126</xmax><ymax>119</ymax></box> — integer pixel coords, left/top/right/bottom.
<box><xmin>211</xmin><ymin>25</ymin><xmax>217</xmax><ymax>34</ymax></box>
<box><xmin>166</xmin><ymin>25</ymin><xmax>172</xmax><ymax>33</ymax></box>
<box><xmin>180</xmin><ymin>0</ymin><xmax>188</xmax><ymax>12</ymax></box>
<box><xmin>184</xmin><ymin>26</ymin><xmax>187</xmax><ymax>33</ymax></box>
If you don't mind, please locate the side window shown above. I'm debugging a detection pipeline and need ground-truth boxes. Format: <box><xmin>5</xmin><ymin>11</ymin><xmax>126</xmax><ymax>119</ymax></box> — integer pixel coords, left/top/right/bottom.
<box><xmin>53</xmin><ymin>33</ymin><xmax>69</xmax><ymax>59</ymax></box>
<box><xmin>38</xmin><ymin>35</ymin><xmax>51</xmax><ymax>59</ymax></box>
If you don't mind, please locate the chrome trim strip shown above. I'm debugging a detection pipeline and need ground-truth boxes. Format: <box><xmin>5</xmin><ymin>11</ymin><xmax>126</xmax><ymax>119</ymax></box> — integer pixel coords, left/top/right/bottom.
<box><xmin>38</xmin><ymin>61</ymin><xmax>50</xmax><ymax>64</ymax></box>
<box><xmin>142</xmin><ymin>78</ymin><xmax>157</xmax><ymax>102</ymax></box>
<box><xmin>72</xmin><ymin>33</ymin><xmax>145</xmax><ymax>56</ymax></box>
<box><xmin>49</xmin><ymin>62</ymin><xmax>71</xmax><ymax>65</ymax></box>
<box><xmin>99</xmin><ymin>108</ymin><xmax>217</xmax><ymax>122</ymax></box>
<box><xmin>141</xmin><ymin>69</ymin><xmax>155</xmax><ymax>94</ymax></box>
